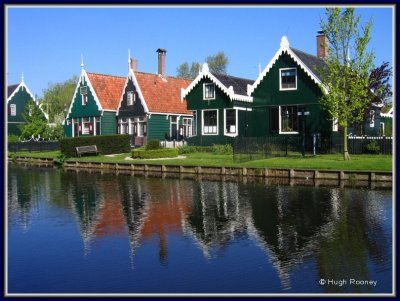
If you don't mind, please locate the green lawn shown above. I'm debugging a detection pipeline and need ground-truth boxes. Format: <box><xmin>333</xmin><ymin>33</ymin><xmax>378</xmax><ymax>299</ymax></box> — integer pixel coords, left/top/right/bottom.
<box><xmin>8</xmin><ymin>150</ymin><xmax>393</xmax><ymax>171</ymax></box>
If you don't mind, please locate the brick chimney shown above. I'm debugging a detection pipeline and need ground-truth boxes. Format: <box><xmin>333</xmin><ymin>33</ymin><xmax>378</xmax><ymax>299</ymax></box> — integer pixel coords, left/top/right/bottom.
<box><xmin>157</xmin><ymin>48</ymin><xmax>167</xmax><ymax>77</ymax></box>
<box><xmin>129</xmin><ymin>57</ymin><xmax>138</xmax><ymax>71</ymax></box>
<box><xmin>317</xmin><ymin>30</ymin><xmax>329</xmax><ymax>59</ymax></box>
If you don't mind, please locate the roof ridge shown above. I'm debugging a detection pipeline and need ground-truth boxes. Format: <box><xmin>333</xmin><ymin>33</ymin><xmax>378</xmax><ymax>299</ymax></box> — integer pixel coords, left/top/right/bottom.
<box><xmin>211</xmin><ymin>72</ymin><xmax>253</xmax><ymax>82</ymax></box>
<box><xmin>290</xmin><ymin>47</ymin><xmax>323</xmax><ymax>61</ymax></box>
<box><xmin>87</xmin><ymin>71</ymin><xmax>126</xmax><ymax>79</ymax></box>
<box><xmin>134</xmin><ymin>70</ymin><xmax>192</xmax><ymax>82</ymax></box>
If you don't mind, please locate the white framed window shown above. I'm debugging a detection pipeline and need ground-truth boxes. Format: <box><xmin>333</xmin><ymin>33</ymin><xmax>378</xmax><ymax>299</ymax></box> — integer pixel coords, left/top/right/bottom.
<box><xmin>10</xmin><ymin>104</ymin><xmax>16</xmax><ymax>116</ymax></box>
<box><xmin>280</xmin><ymin>68</ymin><xmax>297</xmax><ymax>90</ymax></box>
<box><xmin>119</xmin><ymin>118</ymin><xmax>129</xmax><ymax>134</ymax></box>
<box><xmin>182</xmin><ymin>118</ymin><xmax>193</xmax><ymax>138</ymax></box>
<box><xmin>80</xmin><ymin>86</ymin><xmax>88</xmax><ymax>105</ymax></box>
<box><xmin>369</xmin><ymin>110</ymin><xmax>375</xmax><ymax>127</ymax></box>
<box><xmin>134</xmin><ymin>116</ymin><xmax>147</xmax><ymax>137</ymax></box>
<box><xmin>224</xmin><ymin>109</ymin><xmax>238</xmax><ymax>136</ymax></box>
<box><xmin>380</xmin><ymin>122</ymin><xmax>385</xmax><ymax>136</ymax></box>
<box><xmin>279</xmin><ymin>105</ymin><xmax>299</xmax><ymax>134</ymax></box>
<box><xmin>127</xmin><ymin>91</ymin><xmax>135</xmax><ymax>106</ymax></box>
<box><xmin>202</xmin><ymin>109</ymin><xmax>218</xmax><ymax>135</ymax></box>
<box><xmin>203</xmin><ymin>83</ymin><xmax>215</xmax><ymax>100</ymax></box>
<box><xmin>73</xmin><ymin>118</ymin><xmax>79</xmax><ymax>137</ymax></box>
<box><xmin>191</xmin><ymin>111</ymin><xmax>197</xmax><ymax>136</ymax></box>
<box><xmin>82</xmin><ymin>117</ymin><xmax>91</xmax><ymax>135</ymax></box>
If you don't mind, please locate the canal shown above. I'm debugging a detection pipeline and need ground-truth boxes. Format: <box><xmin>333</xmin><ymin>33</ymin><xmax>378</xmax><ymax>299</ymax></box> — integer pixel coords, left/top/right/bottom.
<box><xmin>6</xmin><ymin>164</ymin><xmax>393</xmax><ymax>295</ymax></box>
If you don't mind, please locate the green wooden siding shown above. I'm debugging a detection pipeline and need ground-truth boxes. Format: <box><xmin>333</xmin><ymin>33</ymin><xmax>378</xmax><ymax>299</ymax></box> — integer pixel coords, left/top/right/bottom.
<box><xmin>68</xmin><ymin>79</ymin><xmax>101</xmax><ymax>118</ymax></box>
<box><xmin>185</xmin><ymin>78</ymin><xmax>249</xmax><ymax>145</ymax></box>
<box><xmin>7</xmin><ymin>85</ymin><xmax>35</xmax><ymax>135</ymax></box>
<box><xmin>64</xmin><ymin>78</ymin><xmax>116</xmax><ymax>137</ymax></box>
<box><xmin>380</xmin><ymin>116</ymin><xmax>392</xmax><ymax>136</ymax></box>
<box><xmin>118</xmin><ymin>78</ymin><xmax>146</xmax><ymax>118</ymax></box>
<box><xmin>250</xmin><ymin>52</ymin><xmax>332</xmax><ymax>139</ymax></box>
<box><xmin>101</xmin><ymin>111</ymin><xmax>117</xmax><ymax>135</ymax></box>
<box><xmin>146</xmin><ymin>115</ymin><xmax>167</xmax><ymax>140</ymax></box>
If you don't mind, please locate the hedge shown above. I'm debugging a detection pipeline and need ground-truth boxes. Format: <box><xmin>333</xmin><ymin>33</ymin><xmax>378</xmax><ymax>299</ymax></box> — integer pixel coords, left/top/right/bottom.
<box><xmin>60</xmin><ymin>134</ymin><xmax>131</xmax><ymax>157</ymax></box>
<box><xmin>132</xmin><ymin>148</ymin><xmax>179</xmax><ymax>159</ymax></box>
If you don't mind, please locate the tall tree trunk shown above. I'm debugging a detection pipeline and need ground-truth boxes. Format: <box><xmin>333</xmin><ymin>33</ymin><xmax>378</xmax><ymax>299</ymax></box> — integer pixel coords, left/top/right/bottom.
<box><xmin>343</xmin><ymin>125</ymin><xmax>351</xmax><ymax>160</ymax></box>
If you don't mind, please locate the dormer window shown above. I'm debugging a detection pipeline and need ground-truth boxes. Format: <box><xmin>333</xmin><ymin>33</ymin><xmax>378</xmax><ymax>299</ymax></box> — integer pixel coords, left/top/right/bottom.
<box><xmin>127</xmin><ymin>91</ymin><xmax>135</xmax><ymax>106</ymax></box>
<box><xmin>80</xmin><ymin>86</ymin><xmax>88</xmax><ymax>105</ymax></box>
<box><xmin>280</xmin><ymin>68</ymin><xmax>297</xmax><ymax>90</ymax></box>
<box><xmin>203</xmin><ymin>83</ymin><xmax>215</xmax><ymax>100</ymax></box>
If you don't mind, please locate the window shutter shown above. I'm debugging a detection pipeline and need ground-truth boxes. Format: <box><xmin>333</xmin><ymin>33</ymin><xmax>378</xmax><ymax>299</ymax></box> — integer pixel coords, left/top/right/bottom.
<box><xmin>143</xmin><ymin>124</ymin><xmax>147</xmax><ymax>136</ymax></box>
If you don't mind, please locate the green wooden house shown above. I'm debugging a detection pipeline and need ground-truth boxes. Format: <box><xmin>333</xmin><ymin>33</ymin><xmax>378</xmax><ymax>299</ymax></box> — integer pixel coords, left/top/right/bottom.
<box><xmin>64</xmin><ymin>64</ymin><xmax>125</xmax><ymax>137</ymax></box>
<box><xmin>7</xmin><ymin>75</ymin><xmax>48</xmax><ymax>136</ymax></box>
<box><xmin>116</xmin><ymin>49</ymin><xmax>193</xmax><ymax>147</ymax></box>
<box><xmin>181</xmin><ymin>63</ymin><xmax>253</xmax><ymax>146</ymax></box>
<box><xmin>379</xmin><ymin>107</ymin><xmax>393</xmax><ymax>136</ymax></box>
<box><xmin>247</xmin><ymin>35</ymin><xmax>335</xmax><ymax>142</ymax></box>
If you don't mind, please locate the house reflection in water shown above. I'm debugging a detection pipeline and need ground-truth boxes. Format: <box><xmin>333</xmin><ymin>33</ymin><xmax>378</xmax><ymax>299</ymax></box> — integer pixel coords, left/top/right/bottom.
<box><xmin>182</xmin><ymin>181</ymin><xmax>253</xmax><ymax>259</ymax></box>
<box><xmin>9</xmin><ymin>165</ymin><xmax>390</xmax><ymax>292</ymax></box>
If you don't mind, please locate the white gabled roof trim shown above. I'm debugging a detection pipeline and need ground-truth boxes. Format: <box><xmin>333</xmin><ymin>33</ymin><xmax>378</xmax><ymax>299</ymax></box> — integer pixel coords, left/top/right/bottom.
<box><xmin>116</xmin><ymin>72</ymin><xmax>131</xmax><ymax>116</ymax></box>
<box><xmin>248</xmin><ymin>36</ymin><xmax>328</xmax><ymax>95</ymax></box>
<box><xmin>66</xmin><ymin>68</ymin><xmax>104</xmax><ymax>119</ymax></box>
<box><xmin>381</xmin><ymin>107</ymin><xmax>393</xmax><ymax>118</ymax></box>
<box><xmin>7</xmin><ymin>81</ymin><xmax>36</xmax><ymax>104</ymax></box>
<box><xmin>7</xmin><ymin>79</ymin><xmax>49</xmax><ymax>121</ymax></box>
<box><xmin>126</xmin><ymin>68</ymin><xmax>150</xmax><ymax>114</ymax></box>
<box><xmin>181</xmin><ymin>63</ymin><xmax>253</xmax><ymax>103</ymax></box>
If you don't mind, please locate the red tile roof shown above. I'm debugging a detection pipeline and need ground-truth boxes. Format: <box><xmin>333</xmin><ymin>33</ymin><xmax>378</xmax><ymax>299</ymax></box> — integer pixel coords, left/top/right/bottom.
<box><xmin>134</xmin><ymin>72</ymin><xmax>192</xmax><ymax>114</ymax></box>
<box><xmin>87</xmin><ymin>72</ymin><xmax>126</xmax><ymax>111</ymax></box>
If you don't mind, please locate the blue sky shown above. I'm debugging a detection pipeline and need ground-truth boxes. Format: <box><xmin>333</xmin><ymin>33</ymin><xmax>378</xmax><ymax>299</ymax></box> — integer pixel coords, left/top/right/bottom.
<box><xmin>6</xmin><ymin>5</ymin><xmax>394</xmax><ymax>98</ymax></box>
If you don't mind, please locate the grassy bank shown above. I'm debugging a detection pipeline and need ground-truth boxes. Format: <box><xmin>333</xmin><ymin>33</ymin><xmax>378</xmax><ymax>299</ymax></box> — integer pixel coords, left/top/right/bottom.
<box><xmin>8</xmin><ymin>150</ymin><xmax>393</xmax><ymax>171</ymax></box>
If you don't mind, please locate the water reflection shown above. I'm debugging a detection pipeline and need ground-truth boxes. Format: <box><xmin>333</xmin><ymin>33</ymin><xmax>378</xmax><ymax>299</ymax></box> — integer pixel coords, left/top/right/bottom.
<box><xmin>7</xmin><ymin>165</ymin><xmax>392</xmax><ymax>293</ymax></box>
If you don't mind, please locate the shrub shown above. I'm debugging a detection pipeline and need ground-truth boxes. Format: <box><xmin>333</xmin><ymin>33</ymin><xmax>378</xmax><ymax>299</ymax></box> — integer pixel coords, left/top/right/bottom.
<box><xmin>60</xmin><ymin>134</ymin><xmax>130</xmax><ymax>157</ymax></box>
<box><xmin>177</xmin><ymin>144</ymin><xmax>233</xmax><ymax>155</ymax></box>
<box><xmin>212</xmin><ymin>144</ymin><xmax>233</xmax><ymax>155</ymax></box>
<box><xmin>8</xmin><ymin>135</ymin><xmax>20</xmax><ymax>143</ymax></box>
<box><xmin>146</xmin><ymin>139</ymin><xmax>161</xmax><ymax>150</ymax></box>
<box><xmin>132</xmin><ymin>148</ymin><xmax>178</xmax><ymax>159</ymax></box>
<box><xmin>365</xmin><ymin>140</ymin><xmax>380</xmax><ymax>154</ymax></box>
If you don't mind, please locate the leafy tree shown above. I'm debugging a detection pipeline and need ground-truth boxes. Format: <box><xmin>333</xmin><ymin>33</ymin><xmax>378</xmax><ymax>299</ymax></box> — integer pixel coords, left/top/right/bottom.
<box><xmin>176</xmin><ymin>52</ymin><xmax>228</xmax><ymax>79</ymax></box>
<box><xmin>368</xmin><ymin>61</ymin><xmax>393</xmax><ymax>105</ymax></box>
<box><xmin>39</xmin><ymin>76</ymin><xmax>78</xmax><ymax>124</ymax></box>
<box><xmin>176</xmin><ymin>62</ymin><xmax>201</xmax><ymax>80</ymax></box>
<box><xmin>206</xmin><ymin>51</ymin><xmax>229</xmax><ymax>74</ymax></box>
<box><xmin>18</xmin><ymin>99</ymin><xmax>48</xmax><ymax>140</ymax></box>
<box><xmin>319</xmin><ymin>8</ymin><xmax>374</xmax><ymax>160</ymax></box>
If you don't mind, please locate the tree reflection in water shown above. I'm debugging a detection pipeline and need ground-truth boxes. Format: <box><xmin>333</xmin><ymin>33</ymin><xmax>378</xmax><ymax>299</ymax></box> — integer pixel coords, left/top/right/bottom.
<box><xmin>7</xmin><ymin>165</ymin><xmax>392</xmax><ymax>293</ymax></box>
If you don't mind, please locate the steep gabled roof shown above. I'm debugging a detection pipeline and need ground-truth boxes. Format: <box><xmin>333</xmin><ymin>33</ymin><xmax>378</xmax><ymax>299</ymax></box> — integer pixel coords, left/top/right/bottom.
<box><xmin>87</xmin><ymin>72</ymin><xmax>125</xmax><ymax>111</ymax></box>
<box><xmin>7</xmin><ymin>80</ymin><xmax>36</xmax><ymax>103</ymax></box>
<box><xmin>182</xmin><ymin>63</ymin><xmax>253</xmax><ymax>102</ymax></box>
<box><xmin>212</xmin><ymin>73</ymin><xmax>254</xmax><ymax>97</ymax></box>
<box><xmin>133</xmin><ymin>71</ymin><xmax>192</xmax><ymax>115</ymax></box>
<box><xmin>290</xmin><ymin>48</ymin><xmax>327</xmax><ymax>80</ymax></box>
<box><xmin>249</xmin><ymin>36</ymin><xmax>328</xmax><ymax>95</ymax></box>
<box><xmin>7</xmin><ymin>84</ymin><xmax>19</xmax><ymax>98</ymax></box>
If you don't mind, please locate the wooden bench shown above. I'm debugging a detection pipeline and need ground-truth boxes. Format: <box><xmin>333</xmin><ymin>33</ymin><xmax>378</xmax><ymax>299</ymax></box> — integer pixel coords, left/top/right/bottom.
<box><xmin>76</xmin><ymin>145</ymin><xmax>99</xmax><ymax>157</ymax></box>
